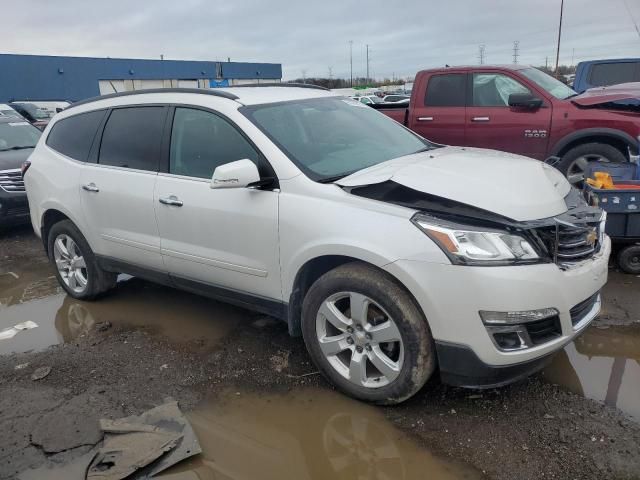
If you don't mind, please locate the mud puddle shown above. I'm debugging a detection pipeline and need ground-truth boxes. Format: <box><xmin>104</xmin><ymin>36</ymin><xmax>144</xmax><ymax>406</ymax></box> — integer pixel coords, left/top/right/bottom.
<box><xmin>159</xmin><ymin>388</ymin><xmax>481</xmax><ymax>480</ymax></box>
<box><xmin>1</xmin><ymin>266</ymin><xmax>246</xmax><ymax>354</ymax></box>
<box><xmin>544</xmin><ymin>324</ymin><xmax>640</xmax><ymax>421</ymax></box>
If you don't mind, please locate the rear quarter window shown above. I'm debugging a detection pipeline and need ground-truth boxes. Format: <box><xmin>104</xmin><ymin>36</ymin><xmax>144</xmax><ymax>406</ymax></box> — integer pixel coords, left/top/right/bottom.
<box><xmin>424</xmin><ymin>73</ymin><xmax>466</xmax><ymax>107</ymax></box>
<box><xmin>46</xmin><ymin>110</ymin><xmax>107</xmax><ymax>161</ymax></box>
<box><xmin>589</xmin><ymin>62</ymin><xmax>640</xmax><ymax>87</ymax></box>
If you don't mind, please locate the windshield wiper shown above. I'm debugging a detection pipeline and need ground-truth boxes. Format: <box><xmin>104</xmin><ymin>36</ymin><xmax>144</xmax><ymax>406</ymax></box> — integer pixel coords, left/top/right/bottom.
<box><xmin>0</xmin><ymin>146</ymin><xmax>34</xmax><ymax>151</ymax></box>
<box><xmin>317</xmin><ymin>173</ymin><xmax>352</xmax><ymax>184</ymax></box>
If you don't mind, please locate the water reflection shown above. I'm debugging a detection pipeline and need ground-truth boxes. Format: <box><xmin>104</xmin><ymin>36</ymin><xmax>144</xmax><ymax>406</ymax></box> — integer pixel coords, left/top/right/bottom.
<box><xmin>159</xmin><ymin>388</ymin><xmax>480</xmax><ymax>480</ymax></box>
<box><xmin>544</xmin><ymin>325</ymin><xmax>640</xmax><ymax>420</ymax></box>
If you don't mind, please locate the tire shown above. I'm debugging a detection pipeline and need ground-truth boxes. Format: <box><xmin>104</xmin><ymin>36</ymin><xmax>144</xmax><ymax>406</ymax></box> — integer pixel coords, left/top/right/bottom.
<box><xmin>301</xmin><ymin>262</ymin><xmax>436</xmax><ymax>405</ymax></box>
<box><xmin>558</xmin><ymin>143</ymin><xmax>627</xmax><ymax>187</ymax></box>
<box><xmin>618</xmin><ymin>245</ymin><xmax>640</xmax><ymax>274</ymax></box>
<box><xmin>47</xmin><ymin>220</ymin><xmax>117</xmax><ymax>300</ymax></box>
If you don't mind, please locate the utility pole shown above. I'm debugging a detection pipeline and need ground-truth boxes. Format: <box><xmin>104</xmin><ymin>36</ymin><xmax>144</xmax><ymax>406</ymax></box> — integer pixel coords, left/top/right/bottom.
<box><xmin>554</xmin><ymin>0</ymin><xmax>564</xmax><ymax>77</ymax></box>
<box><xmin>328</xmin><ymin>66</ymin><xmax>333</xmax><ymax>79</ymax></box>
<box><xmin>512</xmin><ymin>41</ymin><xmax>520</xmax><ymax>64</ymax></box>
<box><xmin>478</xmin><ymin>44</ymin><xmax>486</xmax><ymax>65</ymax></box>
<box><xmin>301</xmin><ymin>69</ymin><xmax>307</xmax><ymax>84</ymax></box>
<box><xmin>349</xmin><ymin>40</ymin><xmax>353</xmax><ymax>87</ymax></box>
<box><xmin>571</xmin><ymin>47</ymin><xmax>575</xmax><ymax>66</ymax></box>
<box><xmin>366</xmin><ymin>44</ymin><xmax>370</xmax><ymax>83</ymax></box>
<box><xmin>545</xmin><ymin>56</ymin><xmax>549</xmax><ymax>70</ymax></box>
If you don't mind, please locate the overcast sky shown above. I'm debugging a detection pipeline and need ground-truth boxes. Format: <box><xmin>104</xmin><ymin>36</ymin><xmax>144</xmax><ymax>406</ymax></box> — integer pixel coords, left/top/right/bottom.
<box><xmin>5</xmin><ymin>0</ymin><xmax>640</xmax><ymax>80</ymax></box>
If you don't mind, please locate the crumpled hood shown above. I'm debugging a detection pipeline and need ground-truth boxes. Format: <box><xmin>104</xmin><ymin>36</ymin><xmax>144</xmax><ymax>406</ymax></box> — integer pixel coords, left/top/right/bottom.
<box><xmin>336</xmin><ymin>147</ymin><xmax>571</xmax><ymax>221</ymax></box>
<box><xmin>571</xmin><ymin>82</ymin><xmax>640</xmax><ymax>106</ymax></box>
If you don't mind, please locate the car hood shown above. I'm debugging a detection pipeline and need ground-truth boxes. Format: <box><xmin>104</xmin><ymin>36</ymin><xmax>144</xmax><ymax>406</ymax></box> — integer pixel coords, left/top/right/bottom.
<box><xmin>0</xmin><ymin>148</ymin><xmax>34</xmax><ymax>171</ymax></box>
<box><xmin>336</xmin><ymin>147</ymin><xmax>571</xmax><ymax>222</ymax></box>
<box><xmin>571</xmin><ymin>82</ymin><xmax>640</xmax><ymax>106</ymax></box>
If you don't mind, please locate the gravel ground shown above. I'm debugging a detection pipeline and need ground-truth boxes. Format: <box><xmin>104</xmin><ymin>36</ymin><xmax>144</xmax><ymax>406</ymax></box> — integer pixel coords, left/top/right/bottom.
<box><xmin>0</xmin><ymin>227</ymin><xmax>639</xmax><ymax>480</ymax></box>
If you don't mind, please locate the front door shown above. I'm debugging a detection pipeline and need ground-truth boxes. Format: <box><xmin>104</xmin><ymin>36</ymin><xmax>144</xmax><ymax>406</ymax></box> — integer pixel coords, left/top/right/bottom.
<box><xmin>155</xmin><ymin>107</ymin><xmax>281</xmax><ymax>301</ymax></box>
<box><xmin>79</xmin><ymin>106</ymin><xmax>167</xmax><ymax>271</ymax></box>
<box><xmin>464</xmin><ymin>72</ymin><xmax>552</xmax><ymax>160</ymax></box>
<box><xmin>406</xmin><ymin>72</ymin><xmax>467</xmax><ymax>146</ymax></box>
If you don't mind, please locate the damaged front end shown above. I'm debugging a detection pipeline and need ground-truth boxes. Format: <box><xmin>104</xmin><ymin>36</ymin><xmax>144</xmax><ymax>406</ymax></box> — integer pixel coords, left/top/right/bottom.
<box><xmin>345</xmin><ymin>181</ymin><xmax>605</xmax><ymax>270</ymax></box>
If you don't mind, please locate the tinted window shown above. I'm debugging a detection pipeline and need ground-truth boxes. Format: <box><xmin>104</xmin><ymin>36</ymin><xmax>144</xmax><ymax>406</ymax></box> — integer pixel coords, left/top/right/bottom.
<box><xmin>472</xmin><ymin>73</ymin><xmax>530</xmax><ymax>106</ymax></box>
<box><xmin>46</xmin><ymin>110</ymin><xmax>106</xmax><ymax>161</ymax></box>
<box><xmin>425</xmin><ymin>74</ymin><xmax>466</xmax><ymax>106</ymax></box>
<box><xmin>589</xmin><ymin>62</ymin><xmax>640</xmax><ymax>87</ymax></box>
<box><xmin>170</xmin><ymin>108</ymin><xmax>260</xmax><ymax>179</ymax></box>
<box><xmin>99</xmin><ymin>107</ymin><xmax>165</xmax><ymax>171</ymax></box>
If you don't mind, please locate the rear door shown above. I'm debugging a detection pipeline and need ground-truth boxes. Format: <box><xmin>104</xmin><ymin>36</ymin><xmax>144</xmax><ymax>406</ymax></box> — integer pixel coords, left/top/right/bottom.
<box><xmin>79</xmin><ymin>106</ymin><xmax>167</xmax><ymax>271</ymax></box>
<box><xmin>407</xmin><ymin>73</ymin><xmax>466</xmax><ymax>145</ymax></box>
<box><xmin>465</xmin><ymin>72</ymin><xmax>552</xmax><ymax>160</ymax></box>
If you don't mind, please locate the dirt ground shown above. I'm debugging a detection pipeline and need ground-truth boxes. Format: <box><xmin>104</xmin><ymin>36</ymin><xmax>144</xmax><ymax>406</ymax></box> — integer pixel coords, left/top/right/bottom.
<box><xmin>1</xmin><ymin>226</ymin><xmax>639</xmax><ymax>480</ymax></box>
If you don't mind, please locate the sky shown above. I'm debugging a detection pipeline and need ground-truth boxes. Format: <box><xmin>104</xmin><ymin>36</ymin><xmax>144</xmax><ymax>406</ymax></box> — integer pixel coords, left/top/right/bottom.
<box><xmin>4</xmin><ymin>0</ymin><xmax>640</xmax><ymax>80</ymax></box>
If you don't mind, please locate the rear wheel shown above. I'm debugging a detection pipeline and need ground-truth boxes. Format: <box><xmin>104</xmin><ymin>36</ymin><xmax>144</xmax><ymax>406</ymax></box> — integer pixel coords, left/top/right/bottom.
<box><xmin>48</xmin><ymin>220</ymin><xmax>116</xmax><ymax>299</ymax></box>
<box><xmin>558</xmin><ymin>143</ymin><xmax>627</xmax><ymax>186</ymax></box>
<box><xmin>301</xmin><ymin>262</ymin><xmax>435</xmax><ymax>404</ymax></box>
<box><xmin>618</xmin><ymin>245</ymin><xmax>640</xmax><ymax>274</ymax></box>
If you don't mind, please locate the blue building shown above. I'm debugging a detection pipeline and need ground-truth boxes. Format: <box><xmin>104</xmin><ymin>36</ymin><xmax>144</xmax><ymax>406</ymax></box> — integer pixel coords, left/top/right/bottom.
<box><xmin>0</xmin><ymin>53</ymin><xmax>282</xmax><ymax>102</ymax></box>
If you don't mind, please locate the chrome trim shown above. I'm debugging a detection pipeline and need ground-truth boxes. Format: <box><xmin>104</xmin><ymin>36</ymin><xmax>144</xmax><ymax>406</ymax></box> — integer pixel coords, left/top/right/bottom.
<box><xmin>0</xmin><ymin>168</ymin><xmax>25</xmax><ymax>192</ymax></box>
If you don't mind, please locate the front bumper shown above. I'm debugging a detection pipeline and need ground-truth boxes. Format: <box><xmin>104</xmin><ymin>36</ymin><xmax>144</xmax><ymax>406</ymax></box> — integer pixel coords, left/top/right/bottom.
<box><xmin>0</xmin><ymin>189</ymin><xmax>29</xmax><ymax>226</ymax></box>
<box><xmin>384</xmin><ymin>235</ymin><xmax>610</xmax><ymax>384</ymax></box>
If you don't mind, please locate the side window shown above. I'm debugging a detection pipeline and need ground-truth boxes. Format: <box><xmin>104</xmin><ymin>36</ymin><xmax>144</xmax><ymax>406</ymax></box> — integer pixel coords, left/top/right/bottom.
<box><xmin>46</xmin><ymin>110</ymin><xmax>106</xmax><ymax>161</ymax></box>
<box><xmin>589</xmin><ymin>62</ymin><xmax>640</xmax><ymax>87</ymax></box>
<box><xmin>169</xmin><ymin>108</ymin><xmax>261</xmax><ymax>179</ymax></box>
<box><xmin>98</xmin><ymin>107</ymin><xmax>165</xmax><ymax>171</ymax></box>
<box><xmin>472</xmin><ymin>73</ymin><xmax>531</xmax><ymax>107</ymax></box>
<box><xmin>424</xmin><ymin>74</ymin><xmax>466</xmax><ymax>107</ymax></box>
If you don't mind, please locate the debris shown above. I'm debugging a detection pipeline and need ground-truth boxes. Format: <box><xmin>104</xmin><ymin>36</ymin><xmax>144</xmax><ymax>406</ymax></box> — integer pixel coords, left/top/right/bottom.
<box><xmin>269</xmin><ymin>350</ymin><xmax>290</xmax><ymax>372</ymax></box>
<box><xmin>467</xmin><ymin>394</ymin><xmax>483</xmax><ymax>400</ymax></box>
<box><xmin>450</xmin><ymin>409</ymin><xmax>457</xmax><ymax>414</ymax></box>
<box><xmin>87</xmin><ymin>401</ymin><xmax>201</xmax><ymax>480</ymax></box>
<box><xmin>31</xmin><ymin>366</ymin><xmax>51</xmax><ymax>381</ymax></box>
<box><xmin>0</xmin><ymin>320</ymin><xmax>38</xmax><ymax>340</ymax></box>
<box><xmin>544</xmin><ymin>414</ymin><xmax>555</xmax><ymax>419</ymax></box>
<box><xmin>159</xmin><ymin>364</ymin><xmax>168</xmax><ymax>370</ymax></box>
<box><xmin>15</xmin><ymin>362</ymin><xmax>29</xmax><ymax>370</ymax></box>
<box><xmin>522</xmin><ymin>445</ymin><xmax>529</xmax><ymax>451</ymax></box>
<box><xmin>286</xmin><ymin>371</ymin><xmax>320</xmax><ymax>379</ymax></box>
<box><xmin>96</xmin><ymin>321</ymin><xmax>112</xmax><ymax>332</ymax></box>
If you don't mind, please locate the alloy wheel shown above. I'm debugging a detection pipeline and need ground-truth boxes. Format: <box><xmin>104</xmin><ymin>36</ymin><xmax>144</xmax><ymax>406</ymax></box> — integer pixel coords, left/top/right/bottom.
<box><xmin>567</xmin><ymin>154</ymin><xmax>608</xmax><ymax>186</ymax></box>
<box><xmin>315</xmin><ymin>292</ymin><xmax>404</xmax><ymax>388</ymax></box>
<box><xmin>53</xmin><ymin>234</ymin><xmax>88</xmax><ymax>294</ymax></box>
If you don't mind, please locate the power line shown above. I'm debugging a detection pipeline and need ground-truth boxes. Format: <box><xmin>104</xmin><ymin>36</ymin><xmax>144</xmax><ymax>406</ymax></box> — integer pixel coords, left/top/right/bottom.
<box><xmin>623</xmin><ymin>0</ymin><xmax>640</xmax><ymax>40</ymax></box>
<box><xmin>512</xmin><ymin>40</ymin><xmax>520</xmax><ymax>64</ymax></box>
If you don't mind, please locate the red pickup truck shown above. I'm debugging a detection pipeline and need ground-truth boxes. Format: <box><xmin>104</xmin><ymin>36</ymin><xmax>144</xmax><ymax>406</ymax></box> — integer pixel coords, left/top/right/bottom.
<box><xmin>377</xmin><ymin>65</ymin><xmax>640</xmax><ymax>185</ymax></box>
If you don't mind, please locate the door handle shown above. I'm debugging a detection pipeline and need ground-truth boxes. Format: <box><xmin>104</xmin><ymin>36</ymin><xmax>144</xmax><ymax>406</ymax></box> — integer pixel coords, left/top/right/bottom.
<box><xmin>471</xmin><ymin>116</ymin><xmax>490</xmax><ymax>122</ymax></box>
<box><xmin>417</xmin><ymin>116</ymin><xmax>434</xmax><ymax>121</ymax></box>
<box><xmin>82</xmin><ymin>183</ymin><xmax>99</xmax><ymax>193</ymax></box>
<box><xmin>159</xmin><ymin>195</ymin><xmax>183</xmax><ymax>207</ymax></box>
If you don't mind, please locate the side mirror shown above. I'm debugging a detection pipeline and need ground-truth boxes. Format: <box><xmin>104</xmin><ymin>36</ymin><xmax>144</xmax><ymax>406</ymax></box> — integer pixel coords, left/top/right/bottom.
<box><xmin>211</xmin><ymin>159</ymin><xmax>260</xmax><ymax>189</ymax></box>
<box><xmin>508</xmin><ymin>93</ymin><xmax>543</xmax><ymax>109</ymax></box>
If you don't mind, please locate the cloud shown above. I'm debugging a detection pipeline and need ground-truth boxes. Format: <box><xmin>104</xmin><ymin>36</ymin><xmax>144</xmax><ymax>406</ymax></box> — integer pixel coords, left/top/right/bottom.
<box><xmin>4</xmin><ymin>0</ymin><xmax>640</xmax><ymax>80</ymax></box>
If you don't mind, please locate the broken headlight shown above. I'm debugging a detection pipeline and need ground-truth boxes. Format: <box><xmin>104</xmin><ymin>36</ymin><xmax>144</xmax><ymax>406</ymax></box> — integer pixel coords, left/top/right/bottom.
<box><xmin>411</xmin><ymin>214</ymin><xmax>540</xmax><ymax>265</ymax></box>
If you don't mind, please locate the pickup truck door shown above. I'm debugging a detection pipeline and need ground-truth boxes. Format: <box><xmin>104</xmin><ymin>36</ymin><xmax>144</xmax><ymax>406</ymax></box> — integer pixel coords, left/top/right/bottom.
<box><xmin>407</xmin><ymin>73</ymin><xmax>466</xmax><ymax>146</ymax></box>
<box><xmin>464</xmin><ymin>72</ymin><xmax>552</xmax><ymax>160</ymax></box>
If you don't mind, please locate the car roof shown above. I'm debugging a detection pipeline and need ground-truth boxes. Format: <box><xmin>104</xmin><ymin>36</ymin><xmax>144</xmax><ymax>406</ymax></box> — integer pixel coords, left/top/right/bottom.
<box><xmin>0</xmin><ymin>116</ymin><xmax>28</xmax><ymax>124</ymax></box>
<box><xmin>417</xmin><ymin>64</ymin><xmax>531</xmax><ymax>74</ymax></box>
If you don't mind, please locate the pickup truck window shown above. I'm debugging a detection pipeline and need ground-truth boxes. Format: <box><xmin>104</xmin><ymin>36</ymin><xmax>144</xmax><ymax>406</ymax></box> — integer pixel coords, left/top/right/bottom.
<box><xmin>519</xmin><ymin>67</ymin><xmax>576</xmax><ymax>100</ymax></box>
<box><xmin>242</xmin><ymin>97</ymin><xmax>430</xmax><ymax>182</ymax></box>
<box><xmin>588</xmin><ymin>62</ymin><xmax>640</xmax><ymax>87</ymax></box>
<box><xmin>424</xmin><ymin>74</ymin><xmax>466</xmax><ymax>107</ymax></box>
<box><xmin>472</xmin><ymin>74</ymin><xmax>530</xmax><ymax>107</ymax></box>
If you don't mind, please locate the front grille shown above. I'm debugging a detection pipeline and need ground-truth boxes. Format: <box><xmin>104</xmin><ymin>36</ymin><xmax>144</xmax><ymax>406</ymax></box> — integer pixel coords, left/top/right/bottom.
<box><xmin>525</xmin><ymin>315</ymin><xmax>562</xmax><ymax>345</ymax></box>
<box><xmin>570</xmin><ymin>292</ymin><xmax>600</xmax><ymax>327</ymax></box>
<box><xmin>537</xmin><ymin>222</ymin><xmax>600</xmax><ymax>264</ymax></box>
<box><xmin>5</xmin><ymin>206</ymin><xmax>29</xmax><ymax>217</ymax></box>
<box><xmin>0</xmin><ymin>169</ymin><xmax>25</xmax><ymax>192</ymax></box>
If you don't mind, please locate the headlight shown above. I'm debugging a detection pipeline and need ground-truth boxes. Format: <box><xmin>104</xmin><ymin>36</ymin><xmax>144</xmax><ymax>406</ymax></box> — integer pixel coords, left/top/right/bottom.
<box><xmin>411</xmin><ymin>213</ymin><xmax>540</xmax><ymax>265</ymax></box>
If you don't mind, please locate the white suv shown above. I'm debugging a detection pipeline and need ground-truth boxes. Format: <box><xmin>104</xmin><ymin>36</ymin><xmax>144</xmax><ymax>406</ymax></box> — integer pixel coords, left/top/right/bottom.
<box><xmin>24</xmin><ymin>86</ymin><xmax>609</xmax><ymax>404</ymax></box>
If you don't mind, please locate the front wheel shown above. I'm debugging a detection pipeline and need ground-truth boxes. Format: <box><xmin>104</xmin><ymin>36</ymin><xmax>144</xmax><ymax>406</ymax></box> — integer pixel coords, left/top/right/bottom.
<box><xmin>301</xmin><ymin>262</ymin><xmax>435</xmax><ymax>404</ymax></box>
<box><xmin>558</xmin><ymin>143</ymin><xmax>627</xmax><ymax>187</ymax></box>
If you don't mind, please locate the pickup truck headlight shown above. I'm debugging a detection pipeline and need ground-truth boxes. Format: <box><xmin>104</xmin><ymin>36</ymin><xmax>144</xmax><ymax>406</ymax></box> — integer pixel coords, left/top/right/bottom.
<box><xmin>411</xmin><ymin>214</ymin><xmax>540</xmax><ymax>265</ymax></box>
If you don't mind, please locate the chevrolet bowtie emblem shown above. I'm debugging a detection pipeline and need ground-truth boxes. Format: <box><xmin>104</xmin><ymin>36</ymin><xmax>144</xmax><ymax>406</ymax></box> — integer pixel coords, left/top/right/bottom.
<box><xmin>586</xmin><ymin>229</ymin><xmax>598</xmax><ymax>246</ymax></box>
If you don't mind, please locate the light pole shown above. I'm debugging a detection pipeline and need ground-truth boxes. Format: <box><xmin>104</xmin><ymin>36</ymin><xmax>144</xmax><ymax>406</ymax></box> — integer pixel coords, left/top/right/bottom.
<box><xmin>554</xmin><ymin>0</ymin><xmax>564</xmax><ymax>77</ymax></box>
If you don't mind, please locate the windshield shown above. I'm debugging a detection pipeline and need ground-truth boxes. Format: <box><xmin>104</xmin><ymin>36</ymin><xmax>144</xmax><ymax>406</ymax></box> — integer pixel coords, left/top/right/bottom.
<box><xmin>0</xmin><ymin>121</ymin><xmax>41</xmax><ymax>150</ymax></box>
<box><xmin>519</xmin><ymin>67</ymin><xmax>576</xmax><ymax>100</ymax></box>
<box><xmin>17</xmin><ymin>103</ymin><xmax>50</xmax><ymax>119</ymax></box>
<box><xmin>242</xmin><ymin>97</ymin><xmax>432</xmax><ymax>181</ymax></box>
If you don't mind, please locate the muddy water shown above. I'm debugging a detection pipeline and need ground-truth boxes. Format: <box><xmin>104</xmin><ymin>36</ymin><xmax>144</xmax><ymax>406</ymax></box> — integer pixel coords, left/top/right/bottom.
<box><xmin>0</xmin><ymin>261</ymin><xmax>246</xmax><ymax>354</ymax></box>
<box><xmin>159</xmin><ymin>388</ymin><xmax>480</xmax><ymax>480</ymax></box>
<box><xmin>544</xmin><ymin>324</ymin><xmax>640</xmax><ymax>420</ymax></box>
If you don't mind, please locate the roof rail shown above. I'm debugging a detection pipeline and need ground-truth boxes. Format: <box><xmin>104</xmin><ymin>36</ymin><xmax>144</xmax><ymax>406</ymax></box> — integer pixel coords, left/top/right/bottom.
<box><xmin>65</xmin><ymin>87</ymin><xmax>239</xmax><ymax>111</ymax></box>
<box><xmin>231</xmin><ymin>82</ymin><xmax>329</xmax><ymax>91</ymax></box>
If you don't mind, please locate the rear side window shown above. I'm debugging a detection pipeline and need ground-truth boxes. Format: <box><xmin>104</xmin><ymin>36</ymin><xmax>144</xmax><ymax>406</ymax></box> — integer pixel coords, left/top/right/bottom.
<box><xmin>589</xmin><ymin>62</ymin><xmax>640</xmax><ymax>87</ymax></box>
<box><xmin>425</xmin><ymin>74</ymin><xmax>466</xmax><ymax>107</ymax></box>
<box><xmin>46</xmin><ymin>110</ymin><xmax>106</xmax><ymax>161</ymax></box>
<box><xmin>99</xmin><ymin>107</ymin><xmax>165</xmax><ymax>171</ymax></box>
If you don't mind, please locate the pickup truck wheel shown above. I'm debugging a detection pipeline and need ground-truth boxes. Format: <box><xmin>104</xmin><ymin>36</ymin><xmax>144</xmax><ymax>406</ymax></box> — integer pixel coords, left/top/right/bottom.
<box><xmin>301</xmin><ymin>262</ymin><xmax>435</xmax><ymax>405</ymax></box>
<box><xmin>559</xmin><ymin>143</ymin><xmax>627</xmax><ymax>186</ymax></box>
<box><xmin>618</xmin><ymin>245</ymin><xmax>640</xmax><ymax>274</ymax></box>
<box><xmin>48</xmin><ymin>220</ymin><xmax>117</xmax><ymax>300</ymax></box>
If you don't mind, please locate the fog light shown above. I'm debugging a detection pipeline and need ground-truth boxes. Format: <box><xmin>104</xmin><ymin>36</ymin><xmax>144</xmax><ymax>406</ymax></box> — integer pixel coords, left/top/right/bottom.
<box><xmin>479</xmin><ymin>308</ymin><xmax>559</xmax><ymax>325</ymax></box>
<box><xmin>493</xmin><ymin>331</ymin><xmax>524</xmax><ymax>350</ymax></box>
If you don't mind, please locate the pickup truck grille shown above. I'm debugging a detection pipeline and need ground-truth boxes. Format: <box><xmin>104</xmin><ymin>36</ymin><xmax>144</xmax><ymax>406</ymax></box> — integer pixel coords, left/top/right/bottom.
<box><xmin>0</xmin><ymin>169</ymin><xmax>25</xmax><ymax>192</ymax></box>
<box><xmin>536</xmin><ymin>222</ymin><xmax>601</xmax><ymax>264</ymax></box>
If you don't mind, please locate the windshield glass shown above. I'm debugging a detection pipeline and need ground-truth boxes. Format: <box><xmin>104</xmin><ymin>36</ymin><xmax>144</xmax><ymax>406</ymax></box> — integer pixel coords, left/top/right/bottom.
<box><xmin>519</xmin><ymin>67</ymin><xmax>576</xmax><ymax>99</ymax></box>
<box><xmin>0</xmin><ymin>121</ymin><xmax>42</xmax><ymax>150</ymax></box>
<box><xmin>242</xmin><ymin>97</ymin><xmax>432</xmax><ymax>181</ymax></box>
<box><xmin>17</xmin><ymin>103</ymin><xmax>50</xmax><ymax>119</ymax></box>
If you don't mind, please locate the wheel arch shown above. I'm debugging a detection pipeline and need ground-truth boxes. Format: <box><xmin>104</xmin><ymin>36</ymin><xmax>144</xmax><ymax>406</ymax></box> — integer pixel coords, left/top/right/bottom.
<box><xmin>40</xmin><ymin>207</ymin><xmax>85</xmax><ymax>258</ymax></box>
<box><xmin>550</xmin><ymin>128</ymin><xmax>635</xmax><ymax>158</ymax></box>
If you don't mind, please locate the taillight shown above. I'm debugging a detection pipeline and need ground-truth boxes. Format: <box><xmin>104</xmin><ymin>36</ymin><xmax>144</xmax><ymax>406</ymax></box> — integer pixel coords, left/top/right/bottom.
<box><xmin>21</xmin><ymin>160</ymin><xmax>31</xmax><ymax>178</ymax></box>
